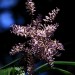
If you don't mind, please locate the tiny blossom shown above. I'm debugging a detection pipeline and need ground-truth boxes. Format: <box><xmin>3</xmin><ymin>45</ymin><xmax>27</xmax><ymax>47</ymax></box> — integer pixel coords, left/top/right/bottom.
<box><xmin>43</xmin><ymin>7</ymin><xmax>60</xmax><ymax>23</ymax></box>
<box><xmin>10</xmin><ymin>0</ymin><xmax>64</xmax><ymax>75</ymax></box>
<box><xmin>45</xmin><ymin>24</ymin><xmax>58</xmax><ymax>32</ymax></box>
<box><xmin>37</xmin><ymin>29</ymin><xmax>46</xmax><ymax>37</ymax></box>
<box><xmin>10</xmin><ymin>43</ymin><xmax>25</xmax><ymax>55</ymax></box>
<box><xmin>25</xmin><ymin>0</ymin><xmax>36</xmax><ymax>15</ymax></box>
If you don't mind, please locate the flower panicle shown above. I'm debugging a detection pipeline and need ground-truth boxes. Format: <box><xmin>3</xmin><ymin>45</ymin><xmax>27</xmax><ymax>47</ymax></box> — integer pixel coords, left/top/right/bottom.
<box><xmin>10</xmin><ymin>43</ymin><xmax>25</xmax><ymax>55</ymax></box>
<box><xmin>25</xmin><ymin>0</ymin><xmax>36</xmax><ymax>15</ymax></box>
<box><xmin>10</xmin><ymin>0</ymin><xmax>64</xmax><ymax>75</ymax></box>
<box><xmin>43</xmin><ymin>7</ymin><xmax>60</xmax><ymax>23</ymax></box>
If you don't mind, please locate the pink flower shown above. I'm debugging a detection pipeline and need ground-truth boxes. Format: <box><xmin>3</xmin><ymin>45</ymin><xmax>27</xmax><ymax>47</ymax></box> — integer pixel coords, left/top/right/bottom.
<box><xmin>10</xmin><ymin>0</ymin><xmax>64</xmax><ymax>75</ymax></box>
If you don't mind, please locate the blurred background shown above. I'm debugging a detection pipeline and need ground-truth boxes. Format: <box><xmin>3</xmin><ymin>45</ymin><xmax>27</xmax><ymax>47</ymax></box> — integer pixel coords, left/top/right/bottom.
<box><xmin>0</xmin><ymin>0</ymin><xmax>75</xmax><ymax>75</ymax></box>
<box><xmin>0</xmin><ymin>0</ymin><xmax>25</xmax><ymax>32</ymax></box>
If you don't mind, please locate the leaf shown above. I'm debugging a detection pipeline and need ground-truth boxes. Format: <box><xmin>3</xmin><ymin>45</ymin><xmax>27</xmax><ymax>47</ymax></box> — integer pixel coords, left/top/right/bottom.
<box><xmin>1</xmin><ymin>58</ymin><xmax>75</xmax><ymax>70</ymax></box>
<box><xmin>0</xmin><ymin>67</ymin><xmax>25</xmax><ymax>75</ymax></box>
<box><xmin>0</xmin><ymin>68</ymin><xmax>13</xmax><ymax>75</ymax></box>
<box><xmin>0</xmin><ymin>57</ymin><xmax>22</xmax><ymax>70</ymax></box>
<box><xmin>52</xmin><ymin>67</ymin><xmax>73</xmax><ymax>75</ymax></box>
<box><xmin>54</xmin><ymin>61</ymin><xmax>75</xmax><ymax>66</ymax></box>
<box><xmin>34</xmin><ymin>63</ymin><xmax>73</xmax><ymax>75</ymax></box>
<box><xmin>0</xmin><ymin>59</ymin><xmax>75</xmax><ymax>75</ymax></box>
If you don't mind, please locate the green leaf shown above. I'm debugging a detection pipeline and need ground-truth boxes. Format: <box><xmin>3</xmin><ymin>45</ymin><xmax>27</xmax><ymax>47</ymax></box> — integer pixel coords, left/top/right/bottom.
<box><xmin>34</xmin><ymin>63</ymin><xmax>73</xmax><ymax>75</ymax></box>
<box><xmin>0</xmin><ymin>59</ymin><xmax>75</xmax><ymax>75</ymax></box>
<box><xmin>1</xmin><ymin>60</ymin><xmax>75</xmax><ymax>70</ymax></box>
<box><xmin>52</xmin><ymin>67</ymin><xmax>73</xmax><ymax>75</ymax></box>
<box><xmin>0</xmin><ymin>67</ymin><xmax>25</xmax><ymax>75</ymax></box>
<box><xmin>54</xmin><ymin>61</ymin><xmax>75</xmax><ymax>66</ymax></box>
<box><xmin>0</xmin><ymin>68</ymin><xmax>13</xmax><ymax>75</ymax></box>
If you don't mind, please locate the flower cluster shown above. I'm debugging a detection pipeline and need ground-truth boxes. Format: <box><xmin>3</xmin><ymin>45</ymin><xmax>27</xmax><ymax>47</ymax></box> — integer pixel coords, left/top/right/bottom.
<box><xmin>10</xmin><ymin>0</ymin><xmax>64</xmax><ymax>75</ymax></box>
<box><xmin>43</xmin><ymin>7</ymin><xmax>60</xmax><ymax>23</ymax></box>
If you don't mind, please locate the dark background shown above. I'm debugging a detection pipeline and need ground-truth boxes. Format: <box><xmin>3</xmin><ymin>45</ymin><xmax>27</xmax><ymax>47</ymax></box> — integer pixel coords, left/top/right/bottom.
<box><xmin>0</xmin><ymin>0</ymin><xmax>75</xmax><ymax>75</ymax></box>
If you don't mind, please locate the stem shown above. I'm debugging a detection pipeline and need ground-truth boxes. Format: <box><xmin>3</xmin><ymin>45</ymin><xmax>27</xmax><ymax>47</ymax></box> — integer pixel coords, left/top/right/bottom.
<box><xmin>0</xmin><ymin>57</ymin><xmax>22</xmax><ymax>70</ymax></box>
